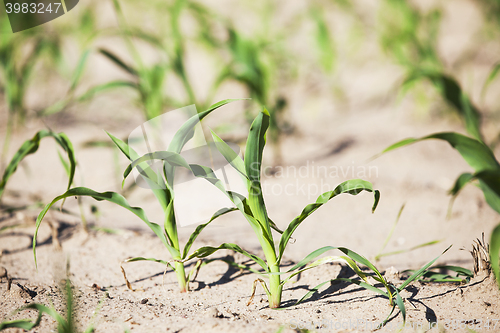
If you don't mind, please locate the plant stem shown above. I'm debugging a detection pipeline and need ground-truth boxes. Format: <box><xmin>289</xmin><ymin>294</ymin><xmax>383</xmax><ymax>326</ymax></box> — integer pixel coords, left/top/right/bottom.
<box><xmin>174</xmin><ymin>261</ymin><xmax>188</xmax><ymax>293</ymax></box>
<box><xmin>260</xmin><ymin>237</ymin><xmax>281</xmax><ymax>308</ymax></box>
<box><xmin>164</xmin><ymin>209</ymin><xmax>187</xmax><ymax>292</ymax></box>
<box><xmin>268</xmin><ymin>261</ymin><xmax>282</xmax><ymax>308</ymax></box>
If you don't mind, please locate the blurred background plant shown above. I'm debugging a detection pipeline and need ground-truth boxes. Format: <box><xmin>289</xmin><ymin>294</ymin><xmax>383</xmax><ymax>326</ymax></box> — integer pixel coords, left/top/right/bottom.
<box><xmin>0</xmin><ymin>16</ymin><xmax>63</xmax><ymax>168</ymax></box>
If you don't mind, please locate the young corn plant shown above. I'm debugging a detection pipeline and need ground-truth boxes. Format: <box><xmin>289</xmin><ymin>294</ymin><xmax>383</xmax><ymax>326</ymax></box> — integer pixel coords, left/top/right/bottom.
<box><xmin>147</xmin><ymin>108</ymin><xmax>380</xmax><ymax>308</ymax></box>
<box><xmin>376</xmin><ymin>75</ymin><xmax>500</xmax><ymax>287</ymax></box>
<box><xmin>33</xmin><ymin>100</ymin><xmax>238</xmax><ymax>293</ymax></box>
<box><xmin>0</xmin><ymin>129</ymin><xmax>76</xmax><ymax>203</ymax></box>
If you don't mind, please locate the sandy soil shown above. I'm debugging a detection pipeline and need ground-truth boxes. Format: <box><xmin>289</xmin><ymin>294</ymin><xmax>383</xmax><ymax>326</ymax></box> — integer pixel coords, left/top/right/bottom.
<box><xmin>1</xmin><ymin>0</ymin><xmax>500</xmax><ymax>332</ymax></box>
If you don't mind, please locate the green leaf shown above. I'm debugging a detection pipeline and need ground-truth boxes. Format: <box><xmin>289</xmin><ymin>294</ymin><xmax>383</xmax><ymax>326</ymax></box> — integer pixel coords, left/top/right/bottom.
<box><xmin>41</xmin><ymin>80</ymin><xmax>137</xmax><ymax>116</ymax></box>
<box><xmin>245</xmin><ymin>108</ymin><xmax>269</xmax><ymax>183</ymax></box>
<box><xmin>490</xmin><ymin>223</ymin><xmax>500</xmax><ymax>288</ymax></box>
<box><xmin>99</xmin><ymin>48</ymin><xmax>138</xmax><ymax>76</ymax></box>
<box><xmin>76</xmin><ymin>80</ymin><xmax>137</xmax><ymax>103</ymax></box>
<box><xmin>0</xmin><ymin>318</ymin><xmax>41</xmax><ymax>331</ymax></box>
<box><xmin>57</xmin><ymin>151</ymin><xmax>71</xmax><ymax>177</ymax></box>
<box><xmin>34</xmin><ymin>187</ymin><xmax>179</xmax><ymax>268</ymax></box>
<box><xmin>129</xmin><ymin>150</ymin><xmax>191</xmax><ymax>181</ymax></box>
<box><xmin>186</xmin><ymin>243</ymin><xmax>269</xmax><ymax>273</ymax></box>
<box><xmin>182</xmin><ymin>207</ymin><xmax>237</xmax><ymax>259</ymax></box>
<box><xmin>482</xmin><ymin>62</ymin><xmax>500</xmax><ymax>99</ymax></box>
<box><xmin>107</xmin><ymin>131</ymin><xmax>171</xmax><ymax>210</ymax></box>
<box><xmin>69</xmin><ymin>49</ymin><xmax>91</xmax><ymax>92</ymax></box>
<box><xmin>278</xmin><ymin>180</ymin><xmax>380</xmax><ymax>264</ymax></box>
<box><xmin>406</xmin><ymin>265</ymin><xmax>472</xmax><ymax>283</ymax></box>
<box><xmin>311</xmin><ymin>6</ymin><xmax>335</xmax><ymax>72</ymax></box>
<box><xmin>125</xmin><ymin>256</ymin><xmax>175</xmax><ymax>272</ymax></box>
<box><xmin>0</xmin><ymin>303</ymin><xmax>64</xmax><ymax>331</ymax></box>
<box><xmin>378</xmin><ymin>132</ymin><xmax>499</xmax><ymax>172</ymax></box>
<box><xmin>0</xmin><ymin>130</ymin><xmax>76</xmax><ymax>200</ymax></box>
<box><xmin>210</xmin><ymin>129</ymin><xmax>248</xmax><ymax>180</ymax></box>
<box><xmin>126</xmin><ymin>256</ymin><xmax>170</xmax><ymax>266</ymax></box>
<box><xmin>449</xmin><ymin>172</ymin><xmax>474</xmax><ymax>196</ymax></box>
<box><xmin>398</xmin><ymin>245</ymin><xmax>452</xmax><ymax>290</ymax></box>
<box><xmin>162</xmin><ymin>99</ymin><xmax>244</xmax><ymax>188</ymax></box>
<box><xmin>295</xmin><ymin>277</ymin><xmax>388</xmax><ymax>306</ymax></box>
<box><xmin>285</xmin><ymin>246</ymin><xmax>335</xmax><ymax>273</ymax></box>
<box><xmin>335</xmin><ymin>247</ymin><xmax>387</xmax><ymax>286</ymax></box>
<box><xmin>294</xmin><ymin>280</ymin><xmax>330</xmax><ymax>305</ymax></box>
<box><xmin>475</xmin><ymin>170</ymin><xmax>500</xmax><ymax>214</ymax></box>
<box><xmin>334</xmin><ymin>277</ymin><xmax>389</xmax><ymax>297</ymax></box>
<box><xmin>393</xmin><ymin>287</ymin><xmax>406</xmax><ymax>323</ymax></box>
<box><xmin>448</xmin><ymin>170</ymin><xmax>500</xmax><ymax>215</ymax></box>
<box><xmin>282</xmin><ymin>255</ymin><xmax>366</xmax><ymax>286</ymax></box>
<box><xmin>168</xmin><ymin>99</ymin><xmax>245</xmax><ymax>154</ymax></box>
<box><xmin>430</xmin><ymin>265</ymin><xmax>473</xmax><ymax>277</ymax></box>
<box><xmin>279</xmin><ymin>245</ymin><xmax>385</xmax><ymax>287</ymax></box>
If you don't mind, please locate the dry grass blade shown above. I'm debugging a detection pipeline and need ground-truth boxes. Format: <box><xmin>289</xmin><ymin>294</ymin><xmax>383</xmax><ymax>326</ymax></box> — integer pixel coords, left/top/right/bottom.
<box><xmin>469</xmin><ymin>233</ymin><xmax>491</xmax><ymax>275</ymax></box>
<box><xmin>247</xmin><ymin>278</ymin><xmax>270</xmax><ymax>306</ymax></box>
<box><xmin>120</xmin><ymin>261</ymin><xmax>136</xmax><ymax>292</ymax></box>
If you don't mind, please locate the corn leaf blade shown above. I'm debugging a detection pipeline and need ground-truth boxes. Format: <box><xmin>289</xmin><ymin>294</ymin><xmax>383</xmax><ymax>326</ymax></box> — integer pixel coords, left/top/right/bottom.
<box><xmin>278</xmin><ymin>180</ymin><xmax>380</xmax><ymax>264</ymax></box>
<box><xmin>34</xmin><ymin>187</ymin><xmax>178</xmax><ymax>268</ymax></box>
<box><xmin>186</xmin><ymin>243</ymin><xmax>269</xmax><ymax>273</ymax></box>
<box><xmin>99</xmin><ymin>48</ymin><xmax>138</xmax><ymax>76</ymax></box>
<box><xmin>398</xmin><ymin>245</ymin><xmax>452</xmax><ymax>291</ymax></box>
<box><xmin>490</xmin><ymin>223</ymin><xmax>500</xmax><ymax>288</ymax></box>
<box><xmin>379</xmin><ymin>132</ymin><xmax>499</xmax><ymax>172</ymax></box>
<box><xmin>182</xmin><ymin>207</ymin><xmax>237</xmax><ymax>259</ymax></box>
<box><xmin>210</xmin><ymin>129</ymin><xmax>248</xmax><ymax>180</ymax></box>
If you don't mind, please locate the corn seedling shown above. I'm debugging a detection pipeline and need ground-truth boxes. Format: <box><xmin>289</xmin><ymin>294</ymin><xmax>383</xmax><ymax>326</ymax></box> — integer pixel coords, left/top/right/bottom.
<box><xmin>141</xmin><ymin>108</ymin><xmax>381</xmax><ymax>308</ymax></box>
<box><xmin>296</xmin><ymin>245</ymin><xmax>452</xmax><ymax>326</ymax></box>
<box><xmin>33</xmin><ymin>100</ymin><xmax>239</xmax><ymax>293</ymax></box>
<box><xmin>0</xmin><ymin>129</ymin><xmax>76</xmax><ymax>203</ymax></box>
